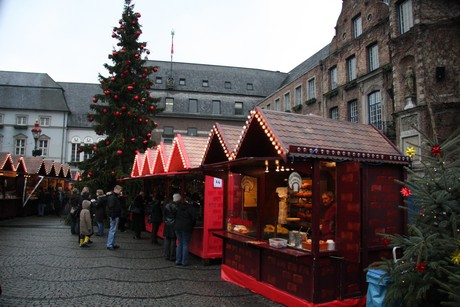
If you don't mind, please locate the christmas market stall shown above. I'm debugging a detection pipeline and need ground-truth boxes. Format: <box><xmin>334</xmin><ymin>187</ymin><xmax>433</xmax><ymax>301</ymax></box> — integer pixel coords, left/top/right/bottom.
<box><xmin>0</xmin><ymin>152</ymin><xmax>18</xmax><ymax>219</ymax></box>
<box><xmin>210</xmin><ymin>107</ymin><xmax>410</xmax><ymax>306</ymax></box>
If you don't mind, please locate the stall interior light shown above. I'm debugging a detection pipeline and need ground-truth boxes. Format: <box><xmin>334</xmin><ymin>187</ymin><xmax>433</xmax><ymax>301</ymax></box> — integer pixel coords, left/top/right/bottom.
<box><xmin>265</xmin><ymin>160</ymin><xmax>269</xmax><ymax>173</ymax></box>
<box><xmin>275</xmin><ymin>160</ymin><xmax>280</xmax><ymax>172</ymax></box>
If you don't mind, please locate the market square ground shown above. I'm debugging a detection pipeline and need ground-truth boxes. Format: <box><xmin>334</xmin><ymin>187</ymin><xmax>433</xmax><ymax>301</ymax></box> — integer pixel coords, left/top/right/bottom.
<box><xmin>0</xmin><ymin>216</ymin><xmax>283</xmax><ymax>306</ymax></box>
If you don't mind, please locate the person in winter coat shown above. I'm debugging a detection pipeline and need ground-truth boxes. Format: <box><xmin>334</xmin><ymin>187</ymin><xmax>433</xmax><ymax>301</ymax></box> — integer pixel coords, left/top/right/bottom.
<box><xmin>79</xmin><ymin>200</ymin><xmax>93</xmax><ymax>247</ymax></box>
<box><xmin>94</xmin><ymin>189</ymin><xmax>106</xmax><ymax>236</ymax></box>
<box><xmin>69</xmin><ymin>188</ymin><xmax>80</xmax><ymax>235</ymax></box>
<box><xmin>174</xmin><ymin>193</ymin><xmax>196</xmax><ymax>266</ymax></box>
<box><xmin>162</xmin><ymin>195</ymin><xmax>177</xmax><ymax>261</ymax></box>
<box><xmin>149</xmin><ymin>193</ymin><xmax>163</xmax><ymax>245</ymax></box>
<box><xmin>106</xmin><ymin>185</ymin><xmax>123</xmax><ymax>250</ymax></box>
<box><xmin>131</xmin><ymin>191</ymin><xmax>145</xmax><ymax>239</ymax></box>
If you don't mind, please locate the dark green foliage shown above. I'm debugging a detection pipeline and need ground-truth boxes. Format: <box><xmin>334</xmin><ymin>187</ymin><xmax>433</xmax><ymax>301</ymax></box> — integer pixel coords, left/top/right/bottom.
<box><xmin>76</xmin><ymin>0</ymin><xmax>162</xmax><ymax>193</ymax></box>
<box><xmin>370</xmin><ymin>129</ymin><xmax>460</xmax><ymax>306</ymax></box>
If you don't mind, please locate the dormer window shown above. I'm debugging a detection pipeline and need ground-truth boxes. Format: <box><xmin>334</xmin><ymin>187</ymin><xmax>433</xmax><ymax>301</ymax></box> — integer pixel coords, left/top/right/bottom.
<box><xmin>202</xmin><ymin>80</ymin><xmax>209</xmax><ymax>87</ymax></box>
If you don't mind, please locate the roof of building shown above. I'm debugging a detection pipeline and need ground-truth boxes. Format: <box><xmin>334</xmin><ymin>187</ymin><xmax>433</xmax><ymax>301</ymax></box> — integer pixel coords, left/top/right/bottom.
<box><xmin>147</xmin><ymin>60</ymin><xmax>288</xmax><ymax>97</ymax></box>
<box><xmin>58</xmin><ymin>82</ymin><xmax>102</xmax><ymax>127</ymax></box>
<box><xmin>0</xmin><ymin>71</ymin><xmax>69</xmax><ymax>112</ymax></box>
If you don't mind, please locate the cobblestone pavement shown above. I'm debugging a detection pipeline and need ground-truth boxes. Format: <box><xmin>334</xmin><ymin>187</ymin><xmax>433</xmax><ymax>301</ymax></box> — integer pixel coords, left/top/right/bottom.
<box><xmin>0</xmin><ymin>216</ymin><xmax>283</xmax><ymax>307</ymax></box>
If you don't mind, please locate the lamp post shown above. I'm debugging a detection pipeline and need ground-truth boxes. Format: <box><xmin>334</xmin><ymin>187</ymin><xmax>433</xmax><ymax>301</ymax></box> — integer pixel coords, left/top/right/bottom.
<box><xmin>31</xmin><ymin>119</ymin><xmax>42</xmax><ymax>157</ymax></box>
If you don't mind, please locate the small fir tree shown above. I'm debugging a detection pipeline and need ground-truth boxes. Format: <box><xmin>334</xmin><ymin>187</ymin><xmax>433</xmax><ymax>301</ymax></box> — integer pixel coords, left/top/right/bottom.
<box><xmin>77</xmin><ymin>0</ymin><xmax>161</xmax><ymax>192</ymax></box>
<box><xmin>371</xmin><ymin>129</ymin><xmax>460</xmax><ymax>306</ymax></box>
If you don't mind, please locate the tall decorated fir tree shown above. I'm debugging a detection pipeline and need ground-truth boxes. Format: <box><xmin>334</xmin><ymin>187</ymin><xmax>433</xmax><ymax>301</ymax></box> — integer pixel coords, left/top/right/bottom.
<box><xmin>77</xmin><ymin>0</ymin><xmax>161</xmax><ymax>192</ymax></box>
<box><xmin>371</xmin><ymin>128</ymin><xmax>460</xmax><ymax>306</ymax></box>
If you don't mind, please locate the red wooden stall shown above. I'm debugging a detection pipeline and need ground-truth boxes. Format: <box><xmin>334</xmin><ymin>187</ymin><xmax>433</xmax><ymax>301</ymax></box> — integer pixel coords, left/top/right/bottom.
<box><xmin>207</xmin><ymin>107</ymin><xmax>409</xmax><ymax>306</ymax></box>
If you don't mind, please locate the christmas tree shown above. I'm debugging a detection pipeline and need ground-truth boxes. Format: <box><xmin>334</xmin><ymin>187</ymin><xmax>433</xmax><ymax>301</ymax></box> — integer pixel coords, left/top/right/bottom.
<box><xmin>77</xmin><ymin>0</ymin><xmax>162</xmax><ymax>192</ymax></box>
<box><xmin>371</xmin><ymin>128</ymin><xmax>460</xmax><ymax>306</ymax></box>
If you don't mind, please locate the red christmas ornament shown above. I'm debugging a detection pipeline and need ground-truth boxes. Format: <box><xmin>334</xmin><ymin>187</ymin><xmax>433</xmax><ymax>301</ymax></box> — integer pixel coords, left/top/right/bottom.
<box><xmin>400</xmin><ymin>187</ymin><xmax>412</xmax><ymax>197</ymax></box>
<box><xmin>127</xmin><ymin>111</ymin><xmax>131</xmax><ymax>116</ymax></box>
<box><xmin>382</xmin><ymin>238</ymin><xmax>390</xmax><ymax>247</ymax></box>
<box><xmin>92</xmin><ymin>146</ymin><xmax>97</xmax><ymax>151</ymax></box>
<box><xmin>114</xmin><ymin>111</ymin><xmax>121</xmax><ymax>117</ymax></box>
<box><xmin>113</xmin><ymin>27</ymin><xmax>117</xmax><ymax>32</ymax></box>
<box><xmin>135</xmin><ymin>150</ymin><xmax>140</xmax><ymax>154</ymax></box>
<box><xmin>149</xmin><ymin>105</ymin><xmax>155</xmax><ymax>111</ymax></box>
<box><xmin>138</xmin><ymin>118</ymin><xmax>143</xmax><ymax>123</ymax></box>
<box><xmin>121</xmin><ymin>105</ymin><xmax>127</xmax><ymax>111</ymax></box>
<box><xmin>140</xmin><ymin>98</ymin><xmax>145</xmax><ymax>104</ymax></box>
<box><xmin>145</xmin><ymin>119</ymin><xmax>149</xmax><ymax>124</ymax></box>
<box><xmin>136</xmin><ymin>13</ymin><xmax>141</xmax><ymax>18</ymax></box>
<box><xmin>134</xmin><ymin>95</ymin><xmax>139</xmax><ymax>101</ymax></box>
<box><xmin>111</xmin><ymin>77</ymin><xmax>115</xmax><ymax>82</ymax></box>
<box><xmin>88</xmin><ymin>116</ymin><xmax>94</xmax><ymax>122</ymax></box>
<box><xmin>142</xmin><ymin>73</ymin><xmax>147</xmax><ymax>78</ymax></box>
<box><xmin>153</xmin><ymin>122</ymin><xmax>158</xmax><ymax>128</ymax></box>
<box><xmin>92</xmin><ymin>97</ymin><xmax>98</xmax><ymax>103</ymax></box>
<box><xmin>112</xmin><ymin>51</ymin><xmax>117</xmax><ymax>56</ymax></box>
<box><xmin>146</xmin><ymin>133</ymin><xmax>152</xmax><ymax>138</ymax></box>
<box><xmin>143</xmin><ymin>140</ymin><xmax>148</xmax><ymax>145</ymax></box>
<box><xmin>140</xmin><ymin>45</ymin><xmax>145</xmax><ymax>50</ymax></box>
<box><xmin>135</xmin><ymin>31</ymin><xmax>141</xmax><ymax>36</ymax></box>
<box><xmin>130</xmin><ymin>137</ymin><xmax>136</xmax><ymax>142</ymax></box>
<box><xmin>88</xmin><ymin>171</ymin><xmax>93</xmax><ymax>177</ymax></box>
<box><xmin>105</xmin><ymin>140</ymin><xmax>110</xmax><ymax>145</ymax></box>
<box><xmin>111</xmin><ymin>170</ymin><xmax>116</xmax><ymax>175</ymax></box>
<box><xmin>102</xmin><ymin>108</ymin><xmax>107</xmax><ymax>113</ymax></box>
<box><xmin>431</xmin><ymin>145</ymin><xmax>442</xmax><ymax>157</ymax></box>
<box><xmin>77</xmin><ymin>147</ymin><xmax>83</xmax><ymax>153</ymax></box>
<box><xmin>114</xmin><ymin>95</ymin><xmax>119</xmax><ymax>100</ymax></box>
<box><xmin>134</xmin><ymin>53</ymin><xmax>139</xmax><ymax>59</ymax></box>
<box><xmin>104</xmin><ymin>90</ymin><xmax>110</xmax><ymax>95</ymax></box>
<box><xmin>146</xmin><ymin>50</ymin><xmax>150</xmax><ymax>55</ymax></box>
<box><xmin>121</xmin><ymin>49</ymin><xmax>126</xmax><ymax>53</ymax></box>
<box><xmin>111</xmin><ymin>34</ymin><xmax>116</xmax><ymax>38</ymax></box>
<box><xmin>145</xmin><ymin>83</ymin><xmax>151</xmax><ymax>89</ymax></box>
<box><xmin>117</xmin><ymin>150</ymin><xmax>123</xmax><ymax>155</ymax></box>
<box><xmin>153</xmin><ymin>66</ymin><xmax>158</xmax><ymax>72</ymax></box>
<box><xmin>415</xmin><ymin>261</ymin><xmax>426</xmax><ymax>273</ymax></box>
<box><xmin>127</xmin><ymin>85</ymin><xmax>133</xmax><ymax>91</ymax></box>
<box><xmin>126</xmin><ymin>60</ymin><xmax>131</xmax><ymax>66</ymax></box>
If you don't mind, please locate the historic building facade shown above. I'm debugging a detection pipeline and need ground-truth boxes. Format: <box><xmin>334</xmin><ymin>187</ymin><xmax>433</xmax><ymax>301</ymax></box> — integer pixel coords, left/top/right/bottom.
<box><xmin>258</xmin><ymin>0</ymin><xmax>460</xmax><ymax>165</ymax></box>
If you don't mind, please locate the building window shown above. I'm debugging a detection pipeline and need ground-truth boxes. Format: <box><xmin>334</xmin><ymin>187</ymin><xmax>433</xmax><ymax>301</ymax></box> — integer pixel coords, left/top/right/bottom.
<box><xmin>0</xmin><ymin>113</ymin><xmax>4</xmax><ymax>125</ymax></box>
<box><xmin>188</xmin><ymin>99</ymin><xmax>198</xmax><ymax>113</ymax></box>
<box><xmin>39</xmin><ymin>116</ymin><xmax>51</xmax><ymax>127</ymax></box>
<box><xmin>330</xmin><ymin>107</ymin><xmax>339</xmax><ymax>120</ymax></box>
<box><xmin>348</xmin><ymin>100</ymin><xmax>358</xmax><ymax>123</ymax></box>
<box><xmin>295</xmin><ymin>86</ymin><xmax>302</xmax><ymax>106</ymax></box>
<box><xmin>155</xmin><ymin>76</ymin><xmax>162</xmax><ymax>84</ymax></box>
<box><xmin>14</xmin><ymin>137</ymin><xmax>26</xmax><ymax>155</ymax></box>
<box><xmin>16</xmin><ymin>115</ymin><xmax>28</xmax><ymax>126</ymax></box>
<box><xmin>266</xmin><ymin>103</ymin><xmax>271</xmax><ymax>110</ymax></box>
<box><xmin>179</xmin><ymin>78</ymin><xmax>186</xmax><ymax>85</ymax></box>
<box><xmin>212</xmin><ymin>100</ymin><xmax>221</xmax><ymax>115</ymax></box>
<box><xmin>224</xmin><ymin>81</ymin><xmax>231</xmax><ymax>89</ymax></box>
<box><xmin>284</xmin><ymin>92</ymin><xmax>290</xmax><ymax>110</ymax></box>
<box><xmin>234</xmin><ymin>102</ymin><xmax>243</xmax><ymax>115</ymax></box>
<box><xmin>368</xmin><ymin>91</ymin><xmax>382</xmax><ymax>130</ymax></box>
<box><xmin>347</xmin><ymin>55</ymin><xmax>357</xmax><ymax>82</ymax></box>
<box><xmin>187</xmin><ymin>128</ymin><xmax>198</xmax><ymax>136</ymax></box>
<box><xmin>38</xmin><ymin>138</ymin><xmax>49</xmax><ymax>157</ymax></box>
<box><xmin>274</xmin><ymin>99</ymin><xmax>280</xmax><ymax>111</ymax></box>
<box><xmin>165</xmin><ymin>97</ymin><xmax>174</xmax><ymax>112</ymax></box>
<box><xmin>247</xmin><ymin>83</ymin><xmax>253</xmax><ymax>90</ymax></box>
<box><xmin>307</xmin><ymin>78</ymin><xmax>316</xmax><ymax>100</ymax></box>
<box><xmin>398</xmin><ymin>0</ymin><xmax>413</xmax><ymax>34</ymax></box>
<box><xmin>368</xmin><ymin>43</ymin><xmax>379</xmax><ymax>72</ymax></box>
<box><xmin>330</xmin><ymin>66</ymin><xmax>338</xmax><ymax>90</ymax></box>
<box><xmin>202</xmin><ymin>80</ymin><xmax>209</xmax><ymax>87</ymax></box>
<box><xmin>71</xmin><ymin>143</ymin><xmax>80</xmax><ymax>163</ymax></box>
<box><xmin>353</xmin><ymin>14</ymin><xmax>362</xmax><ymax>38</ymax></box>
<box><xmin>163</xmin><ymin>126</ymin><xmax>174</xmax><ymax>138</ymax></box>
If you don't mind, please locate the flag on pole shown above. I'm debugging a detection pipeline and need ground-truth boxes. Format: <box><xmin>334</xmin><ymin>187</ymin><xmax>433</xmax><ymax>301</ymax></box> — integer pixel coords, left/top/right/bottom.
<box><xmin>171</xmin><ymin>29</ymin><xmax>175</xmax><ymax>55</ymax></box>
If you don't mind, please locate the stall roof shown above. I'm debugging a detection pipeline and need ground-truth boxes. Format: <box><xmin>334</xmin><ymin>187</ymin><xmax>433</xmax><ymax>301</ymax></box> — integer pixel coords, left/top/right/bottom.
<box><xmin>154</xmin><ymin>142</ymin><xmax>170</xmax><ymax>175</ymax></box>
<box><xmin>201</xmin><ymin>123</ymin><xmax>244</xmax><ymax>165</ymax></box>
<box><xmin>0</xmin><ymin>152</ymin><xmax>15</xmax><ymax>171</ymax></box>
<box><xmin>141</xmin><ymin>148</ymin><xmax>154</xmax><ymax>176</ymax></box>
<box><xmin>130</xmin><ymin>152</ymin><xmax>145</xmax><ymax>178</ymax></box>
<box><xmin>167</xmin><ymin>135</ymin><xmax>208</xmax><ymax>172</ymax></box>
<box><xmin>234</xmin><ymin>107</ymin><xmax>409</xmax><ymax>164</ymax></box>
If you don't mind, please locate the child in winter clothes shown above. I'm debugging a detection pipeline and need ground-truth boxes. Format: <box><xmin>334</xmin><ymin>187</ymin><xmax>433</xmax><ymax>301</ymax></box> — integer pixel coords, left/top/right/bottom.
<box><xmin>79</xmin><ymin>200</ymin><xmax>93</xmax><ymax>247</ymax></box>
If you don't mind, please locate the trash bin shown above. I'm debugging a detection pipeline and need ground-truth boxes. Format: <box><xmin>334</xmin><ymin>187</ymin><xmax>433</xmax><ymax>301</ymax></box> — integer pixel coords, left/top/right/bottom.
<box><xmin>366</xmin><ymin>269</ymin><xmax>389</xmax><ymax>307</ymax></box>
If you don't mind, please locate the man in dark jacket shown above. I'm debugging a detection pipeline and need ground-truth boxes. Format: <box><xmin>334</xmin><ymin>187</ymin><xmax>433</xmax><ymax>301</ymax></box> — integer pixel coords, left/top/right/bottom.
<box><xmin>106</xmin><ymin>185</ymin><xmax>123</xmax><ymax>250</ymax></box>
<box><xmin>163</xmin><ymin>196</ymin><xmax>177</xmax><ymax>261</ymax></box>
<box><xmin>174</xmin><ymin>193</ymin><xmax>196</xmax><ymax>266</ymax></box>
<box><xmin>149</xmin><ymin>193</ymin><xmax>163</xmax><ymax>245</ymax></box>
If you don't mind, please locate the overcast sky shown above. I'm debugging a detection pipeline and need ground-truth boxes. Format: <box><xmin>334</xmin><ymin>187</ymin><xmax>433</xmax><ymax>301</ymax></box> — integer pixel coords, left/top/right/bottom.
<box><xmin>0</xmin><ymin>0</ymin><xmax>342</xmax><ymax>84</ymax></box>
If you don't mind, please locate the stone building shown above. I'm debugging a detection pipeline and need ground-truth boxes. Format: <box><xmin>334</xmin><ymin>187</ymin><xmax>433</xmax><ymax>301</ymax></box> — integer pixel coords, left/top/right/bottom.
<box><xmin>258</xmin><ymin>0</ymin><xmax>460</xmax><ymax>164</ymax></box>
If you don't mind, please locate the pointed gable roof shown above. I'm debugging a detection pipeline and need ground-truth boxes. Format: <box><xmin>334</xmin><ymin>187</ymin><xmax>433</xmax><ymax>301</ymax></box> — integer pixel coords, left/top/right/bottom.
<box><xmin>154</xmin><ymin>142</ymin><xmax>171</xmax><ymax>174</ymax></box>
<box><xmin>0</xmin><ymin>152</ymin><xmax>15</xmax><ymax>171</ymax></box>
<box><xmin>130</xmin><ymin>152</ymin><xmax>144</xmax><ymax>178</ymax></box>
<box><xmin>202</xmin><ymin>123</ymin><xmax>243</xmax><ymax>165</ymax></box>
<box><xmin>16</xmin><ymin>156</ymin><xmax>44</xmax><ymax>174</ymax></box>
<box><xmin>167</xmin><ymin>135</ymin><xmax>208</xmax><ymax>172</ymax></box>
<box><xmin>140</xmin><ymin>148</ymin><xmax>154</xmax><ymax>176</ymax></box>
<box><xmin>234</xmin><ymin>107</ymin><xmax>409</xmax><ymax>164</ymax></box>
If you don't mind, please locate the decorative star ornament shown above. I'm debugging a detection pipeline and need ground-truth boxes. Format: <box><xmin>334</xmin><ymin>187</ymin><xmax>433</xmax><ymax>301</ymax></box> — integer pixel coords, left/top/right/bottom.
<box><xmin>405</xmin><ymin>146</ymin><xmax>415</xmax><ymax>158</ymax></box>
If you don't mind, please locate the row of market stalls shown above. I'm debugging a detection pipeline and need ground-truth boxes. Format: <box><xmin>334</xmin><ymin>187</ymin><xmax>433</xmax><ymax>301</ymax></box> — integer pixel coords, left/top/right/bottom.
<box><xmin>130</xmin><ymin>106</ymin><xmax>410</xmax><ymax>306</ymax></box>
<box><xmin>0</xmin><ymin>152</ymin><xmax>73</xmax><ymax>219</ymax></box>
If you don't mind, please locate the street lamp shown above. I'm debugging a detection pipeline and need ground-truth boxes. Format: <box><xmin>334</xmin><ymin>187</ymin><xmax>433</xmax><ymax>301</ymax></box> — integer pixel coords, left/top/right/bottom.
<box><xmin>31</xmin><ymin>119</ymin><xmax>42</xmax><ymax>157</ymax></box>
